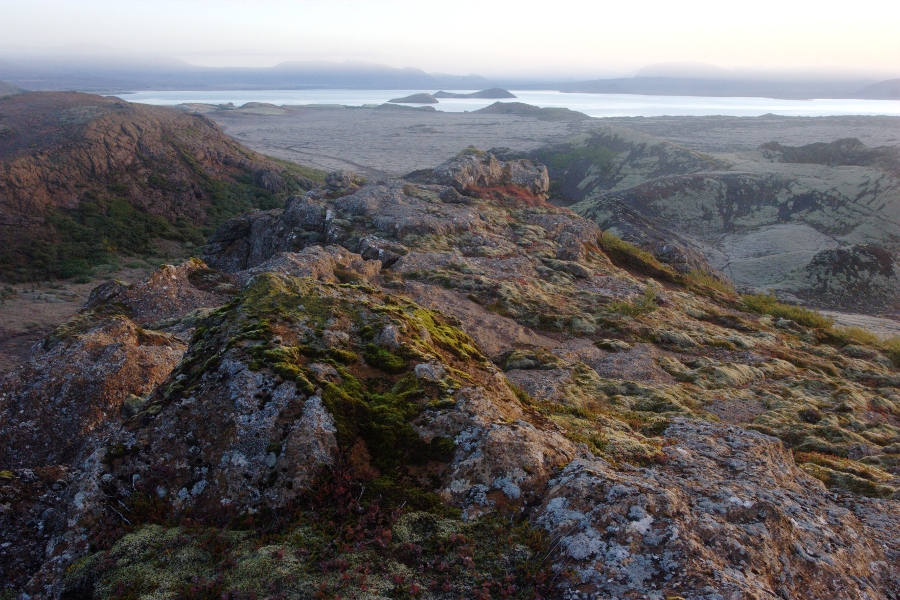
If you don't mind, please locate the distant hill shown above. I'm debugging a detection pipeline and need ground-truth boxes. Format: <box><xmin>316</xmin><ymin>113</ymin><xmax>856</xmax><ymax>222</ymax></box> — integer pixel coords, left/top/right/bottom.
<box><xmin>387</xmin><ymin>93</ymin><xmax>438</xmax><ymax>104</ymax></box>
<box><xmin>855</xmin><ymin>78</ymin><xmax>900</xmax><ymax>100</ymax></box>
<box><xmin>0</xmin><ymin>91</ymin><xmax>324</xmax><ymax>281</ymax></box>
<box><xmin>0</xmin><ymin>57</ymin><xmax>489</xmax><ymax>92</ymax></box>
<box><xmin>473</xmin><ymin>101</ymin><xmax>589</xmax><ymax>121</ymax></box>
<box><xmin>0</xmin><ymin>80</ymin><xmax>23</xmax><ymax>97</ymax></box>
<box><xmin>557</xmin><ymin>76</ymin><xmax>885</xmax><ymax>100</ymax></box>
<box><xmin>433</xmin><ymin>88</ymin><xmax>516</xmax><ymax>99</ymax></box>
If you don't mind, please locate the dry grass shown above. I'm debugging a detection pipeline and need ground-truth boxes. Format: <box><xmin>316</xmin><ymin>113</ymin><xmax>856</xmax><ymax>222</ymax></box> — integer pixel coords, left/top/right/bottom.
<box><xmin>741</xmin><ymin>293</ymin><xmax>833</xmax><ymax>330</ymax></box>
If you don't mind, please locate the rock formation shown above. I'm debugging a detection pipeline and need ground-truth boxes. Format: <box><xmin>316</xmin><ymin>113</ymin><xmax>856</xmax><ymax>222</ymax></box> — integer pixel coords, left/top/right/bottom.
<box><xmin>1</xmin><ymin>152</ymin><xmax>899</xmax><ymax>598</ymax></box>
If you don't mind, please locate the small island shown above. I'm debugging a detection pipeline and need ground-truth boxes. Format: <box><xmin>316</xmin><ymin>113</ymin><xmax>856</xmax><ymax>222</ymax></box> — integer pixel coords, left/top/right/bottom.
<box><xmin>387</xmin><ymin>93</ymin><xmax>438</xmax><ymax>104</ymax></box>
<box><xmin>388</xmin><ymin>88</ymin><xmax>517</xmax><ymax>104</ymax></box>
<box><xmin>433</xmin><ymin>88</ymin><xmax>517</xmax><ymax>99</ymax></box>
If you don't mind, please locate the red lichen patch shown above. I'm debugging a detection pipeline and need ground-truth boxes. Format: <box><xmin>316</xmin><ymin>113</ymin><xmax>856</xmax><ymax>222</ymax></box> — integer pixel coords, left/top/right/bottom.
<box><xmin>470</xmin><ymin>185</ymin><xmax>553</xmax><ymax>208</ymax></box>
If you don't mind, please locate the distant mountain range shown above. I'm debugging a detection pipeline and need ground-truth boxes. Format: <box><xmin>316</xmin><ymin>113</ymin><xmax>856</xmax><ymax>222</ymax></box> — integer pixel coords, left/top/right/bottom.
<box><xmin>0</xmin><ymin>56</ymin><xmax>490</xmax><ymax>92</ymax></box>
<box><xmin>0</xmin><ymin>54</ymin><xmax>897</xmax><ymax>100</ymax></box>
<box><xmin>556</xmin><ymin>76</ymin><xmax>900</xmax><ymax>100</ymax></box>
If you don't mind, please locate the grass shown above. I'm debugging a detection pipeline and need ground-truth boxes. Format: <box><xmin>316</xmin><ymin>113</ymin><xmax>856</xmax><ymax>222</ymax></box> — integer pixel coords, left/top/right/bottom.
<box><xmin>828</xmin><ymin>326</ymin><xmax>900</xmax><ymax>366</ymax></box>
<box><xmin>596</xmin><ymin>231</ymin><xmax>678</xmax><ymax>282</ymax></box>
<box><xmin>608</xmin><ymin>286</ymin><xmax>658</xmax><ymax>318</ymax></box>
<box><xmin>740</xmin><ymin>293</ymin><xmax>834</xmax><ymax>330</ymax></box>
<box><xmin>684</xmin><ymin>269</ymin><xmax>736</xmax><ymax>296</ymax></box>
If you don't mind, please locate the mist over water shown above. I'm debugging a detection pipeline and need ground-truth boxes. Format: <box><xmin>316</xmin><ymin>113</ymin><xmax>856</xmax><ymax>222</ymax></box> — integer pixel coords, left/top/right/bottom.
<box><xmin>114</xmin><ymin>89</ymin><xmax>900</xmax><ymax>117</ymax></box>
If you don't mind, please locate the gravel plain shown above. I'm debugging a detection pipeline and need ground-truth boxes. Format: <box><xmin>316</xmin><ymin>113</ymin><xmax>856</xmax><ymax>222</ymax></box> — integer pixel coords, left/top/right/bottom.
<box><xmin>206</xmin><ymin>106</ymin><xmax>900</xmax><ymax>176</ymax></box>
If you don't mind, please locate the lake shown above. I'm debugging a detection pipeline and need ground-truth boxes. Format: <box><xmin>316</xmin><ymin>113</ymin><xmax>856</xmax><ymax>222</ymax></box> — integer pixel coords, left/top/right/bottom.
<box><xmin>113</xmin><ymin>89</ymin><xmax>900</xmax><ymax>118</ymax></box>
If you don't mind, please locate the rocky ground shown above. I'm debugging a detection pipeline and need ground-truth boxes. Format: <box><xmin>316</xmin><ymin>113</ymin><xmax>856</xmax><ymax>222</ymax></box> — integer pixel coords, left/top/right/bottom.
<box><xmin>0</xmin><ymin>266</ymin><xmax>156</xmax><ymax>376</ymax></box>
<box><xmin>2</xmin><ymin>153</ymin><xmax>899</xmax><ymax>598</ymax></box>
<box><xmin>203</xmin><ymin>107</ymin><xmax>899</xmax><ymax>177</ymax></box>
<box><xmin>202</xmin><ymin>106</ymin><xmax>900</xmax><ymax>321</ymax></box>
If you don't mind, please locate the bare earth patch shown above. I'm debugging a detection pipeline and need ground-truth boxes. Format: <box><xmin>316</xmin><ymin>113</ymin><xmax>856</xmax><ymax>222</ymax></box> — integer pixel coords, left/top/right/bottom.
<box><xmin>0</xmin><ymin>267</ymin><xmax>153</xmax><ymax>376</ymax></box>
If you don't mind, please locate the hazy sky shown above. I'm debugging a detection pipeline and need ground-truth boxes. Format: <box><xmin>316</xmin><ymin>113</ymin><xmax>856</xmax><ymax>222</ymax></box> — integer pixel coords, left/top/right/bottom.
<box><xmin>1</xmin><ymin>0</ymin><xmax>898</xmax><ymax>78</ymax></box>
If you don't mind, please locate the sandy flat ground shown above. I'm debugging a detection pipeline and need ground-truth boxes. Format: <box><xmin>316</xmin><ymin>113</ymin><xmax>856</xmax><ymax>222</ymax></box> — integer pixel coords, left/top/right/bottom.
<box><xmin>822</xmin><ymin>311</ymin><xmax>900</xmax><ymax>340</ymax></box>
<box><xmin>208</xmin><ymin>108</ymin><xmax>900</xmax><ymax>176</ymax></box>
<box><xmin>208</xmin><ymin>106</ymin><xmax>596</xmax><ymax>176</ymax></box>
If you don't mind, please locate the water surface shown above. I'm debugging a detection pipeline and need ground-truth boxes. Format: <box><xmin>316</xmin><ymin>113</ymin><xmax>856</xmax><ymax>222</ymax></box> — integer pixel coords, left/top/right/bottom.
<box><xmin>114</xmin><ymin>89</ymin><xmax>900</xmax><ymax>118</ymax></box>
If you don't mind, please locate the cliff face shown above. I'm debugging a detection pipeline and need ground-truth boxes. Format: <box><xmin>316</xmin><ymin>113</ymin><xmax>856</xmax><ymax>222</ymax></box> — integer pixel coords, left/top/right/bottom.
<box><xmin>1</xmin><ymin>153</ymin><xmax>899</xmax><ymax>598</ymax></box>
<box><xmin>0</xmin><ymin>92</ymin><xmax>322</xmax><ymax>281</ymax></box>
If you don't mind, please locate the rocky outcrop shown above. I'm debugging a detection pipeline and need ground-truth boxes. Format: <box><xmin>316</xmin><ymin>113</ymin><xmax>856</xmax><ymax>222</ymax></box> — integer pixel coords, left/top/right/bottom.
<box><xmin>3</xmin><ymin>156</ymin><xmax>900</xmax><ymax>598</ymax></box>
<box><xmin>538</xmin><ymin>419</ymin><xmax>899</xmax><ymax>598</ymax></box>
<box><xmin>428</xmin><ymin>150</ymin><xmax>550</xmax><ymax>197</ymax></box>
<box><xmin>0</xmin><ymin>316</ymin><xmax>183</xmax><ymax>470</ymax></box>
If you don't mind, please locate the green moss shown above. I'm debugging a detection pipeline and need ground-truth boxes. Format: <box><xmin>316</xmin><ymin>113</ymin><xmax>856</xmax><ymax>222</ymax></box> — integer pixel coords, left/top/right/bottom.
<box><xmin>413</xmin><ymin>308</ymin><xmax>482</xmax><ymax>360</ymax></box>
<box><xmin>363</xmin><ymin>344</ymin><xmax>407</xmax><ymax>373</ymax></box>
<box><xmin>322</xmin><ymin>372</ymin><xmax>453</xmax><ymax>473</ymax></box>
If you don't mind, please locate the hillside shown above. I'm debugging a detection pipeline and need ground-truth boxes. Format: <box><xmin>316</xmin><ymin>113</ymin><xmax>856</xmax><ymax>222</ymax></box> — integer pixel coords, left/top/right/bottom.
<box><xmin>1</xmin><ymin>152</ymin><xmax>899</xmax><ymax>597</ymax></box>
<box><xmin>0</xmin><ymin>91</ymin><xmax>324</xmax><ymax>281</ymax></box>
<box><xmin>0</xmin><ymin>80</ymin><xmax>23</xmax><ymax>98</ymax></box>
<box><xmin>516</xmin><ymin>128</ymin><xmax>900</xmax><ymax>317</ymax></box>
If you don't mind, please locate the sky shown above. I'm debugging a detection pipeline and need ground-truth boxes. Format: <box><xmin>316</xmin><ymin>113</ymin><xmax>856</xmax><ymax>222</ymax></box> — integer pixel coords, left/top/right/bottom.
<box><xmin>1</xmin><ymin>0</ymin><xmax>898</xmax><ymax>79</ymax></box>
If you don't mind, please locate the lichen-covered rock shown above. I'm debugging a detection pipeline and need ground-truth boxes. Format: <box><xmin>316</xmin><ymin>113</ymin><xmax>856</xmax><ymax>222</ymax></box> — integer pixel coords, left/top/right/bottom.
<box><xmin>536</xmin><ymin>419</ymin><xmax>900</xmax><ymax>598</ymax></box>
<box><xmin>82</xmin><ymin>258</ymin><xmax>236</xmax><ymax>325</ymax></box>
<box><xmin>95</xmin><ymin>273</ymin><xmax>574</xmax><ymax>520</ymax></box>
